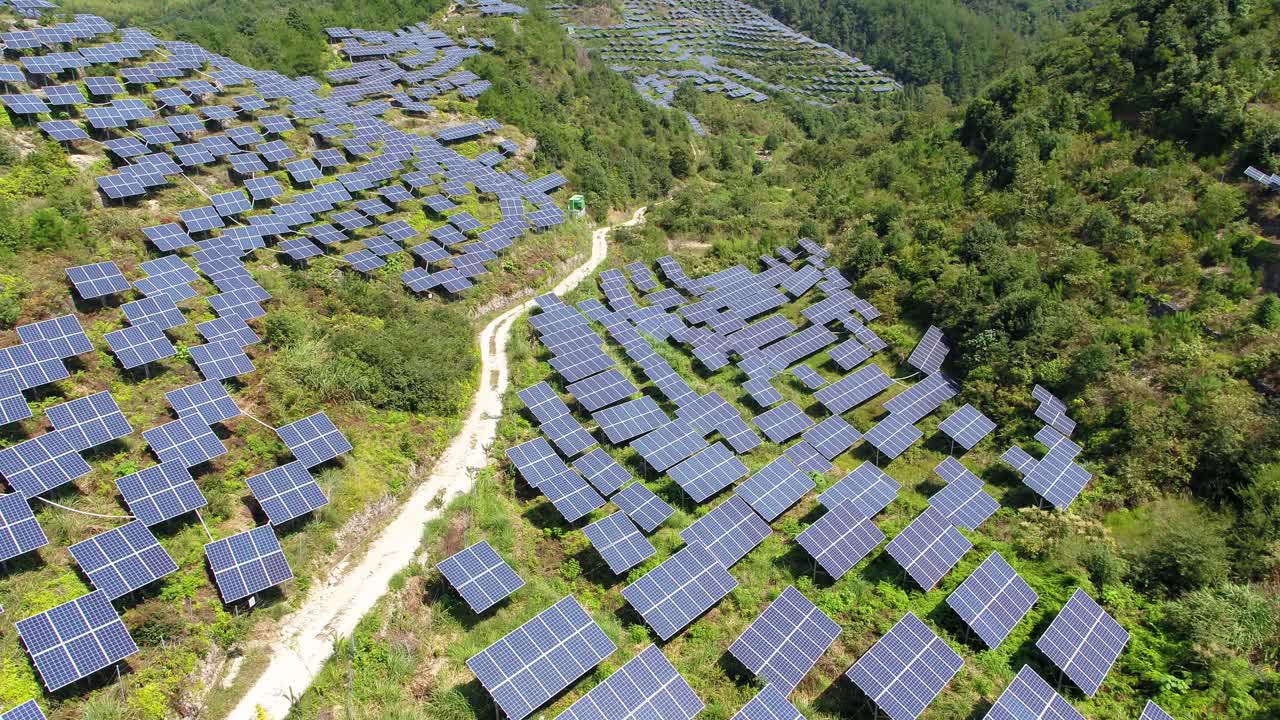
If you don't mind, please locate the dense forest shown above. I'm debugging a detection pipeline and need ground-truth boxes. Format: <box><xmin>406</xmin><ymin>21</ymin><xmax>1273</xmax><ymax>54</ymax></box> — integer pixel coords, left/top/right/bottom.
<box><xmin>1</xmin><ymin>0</ymin><xmax>1279</xmax><ymax>717</ymax></box>
<box><xmin>745</xmin><ymin>0</ymin><xmax>1094</xmax><ymax>98</ymax></box>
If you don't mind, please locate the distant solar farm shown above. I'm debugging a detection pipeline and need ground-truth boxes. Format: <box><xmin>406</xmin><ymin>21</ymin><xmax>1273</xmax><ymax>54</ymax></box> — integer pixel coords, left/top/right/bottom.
<box><xmin>425</xmin><ymin>240</ymin><xmax>1170</xmax><ymax>720</ymax></box>
<box><xmin>548</xmin><ymin>0</ymin><xmax>899</xmax><ymax>134</ymax></box>
<box><xmin>0</xmin><ymin>0</ymin><xmax>581</xmax><ymax>712</ymax></box>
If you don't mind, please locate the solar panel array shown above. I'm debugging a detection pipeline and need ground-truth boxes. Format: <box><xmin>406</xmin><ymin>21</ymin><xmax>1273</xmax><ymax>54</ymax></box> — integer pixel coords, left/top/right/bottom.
<box><xmin>16</xmin><ymin>590</ymin><xmax>138</xmax><ymax>691</ymax></box>
<box><xmin>885</xmin><ymin>507</ymin><xmax>972</xmax><ymax>590</ymax></box>
<box><xmin>436</xmin><ymin>540</ymin><xmax>525</xmax><ymax>613</ymax></box>
<box><xmin>796</xmin><ymin>499</ymin><xmax>884</xmax><ymax>580</ymax></box>
<box><xmin>276</xmin><ymin>412</ymin><xmax>352</xmax><ymax>468</ymax></box>
<box><xmin>985</xmin><ymin>665</ymin><xmax>1084</xmax><ymax>720</ymax></box>
<box><xmin>1</xmin><ymin>701</ymin><xmax>47</xmax><ymax>720</ymax></box>
<box><xmin>205</xmin><ymin>525</ymin><xmax>294</xmax><ymax>603</ymax></box>
<box><xmin>945</xmin><ymin>552</ymin><xmax>1037</xmax><ymax>649</ymax></box>
<box><xmin>68</xmin><ymin>520</ymin><xmax>178</xmax><ymax>600</ymax></box>
<box><xmin>622</xmin><ymin>542</ymin><xmax>737</xmax><ymax>640</ymax></box>
<box><xmin>845</xmin><ymin>613</ymin><xmax>964</xmax><ymax>720</ymax></box>
<box><xmin>45</xmin><ymin>391</ymin><xmax>131</xmax><ymax>452</ymax></box>
<box><xmin>732</xmin><ymin>686</ymin><xmax>804</xmax><ymax>720</ymax></box>
<box><xmin>115</xmin><ymin>459</ymin><xmax>207</xmax><ymax>526</ymax></box>
<box><xmin>680</xmin><ymin>495</ymin><xmax>771</xmax><ymax>567</ymax></box>
<box><xmin>817</xmin><ymin>461</ymin><xmax>898</xmax><ymax>516</ymax></box>
<box><xmin>467</xmin><ymin>596</ymin><xmax>616</xmax><ymax>720</ymax></box>
<box><xmin>1036</xmin><ymin>589</ymin><xmax>1129</xmax><ymax>697</ymax></box>
<box><xmin>728</xmin><ymin>585</ymin><xmax>840</xmax><ymax>692</ymax></box>
<box><xmin>557</xmin><ymin>644</ymin><xmax>703</xmax><ymax>720</ymax></box>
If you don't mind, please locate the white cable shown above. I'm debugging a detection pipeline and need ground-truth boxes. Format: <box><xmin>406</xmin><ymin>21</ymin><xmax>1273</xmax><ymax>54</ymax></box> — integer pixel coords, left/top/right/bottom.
<box><xmin>33</xmin><ymin>497</ymin><xmax>135</xmax><ymax>520</ymax></box>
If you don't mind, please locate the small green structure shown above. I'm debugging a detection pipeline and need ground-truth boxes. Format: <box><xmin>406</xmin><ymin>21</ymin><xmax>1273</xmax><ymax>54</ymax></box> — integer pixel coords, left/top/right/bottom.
<box><xmin>568</xmin><ymin>193</ymin><xmax>586</xmax><ymax>217</ymax></box>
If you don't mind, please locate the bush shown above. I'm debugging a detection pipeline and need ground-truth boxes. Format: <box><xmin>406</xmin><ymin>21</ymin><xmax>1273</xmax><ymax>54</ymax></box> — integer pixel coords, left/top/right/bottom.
<box><xmin>1166</xmin><ymin>584</ymin><xmax>1278</xmax><ymax>659</ymax></box>
<box><xmin>1126</xmin><ymin>500</ymin><xmax>1231</xmax><ymax>596</ymax></box>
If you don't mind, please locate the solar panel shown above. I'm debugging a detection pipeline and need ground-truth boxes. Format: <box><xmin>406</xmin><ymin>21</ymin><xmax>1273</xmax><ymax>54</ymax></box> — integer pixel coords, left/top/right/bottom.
<box><xmin>796</xmin><ymin>499</ymin><xmax>885</xmax><ymax>580</ymax></box>
<box><xmin>622</xmin><ymin>542</ymin><xmax>737</xmax><ymax>641</ymax></box>
<box><xmin>612</xmin><ymin>481</ymin><xmax>674</xmax><ymax>533</ymax></box>
<box><xmin>211</xmin><ymin>189</ymin><xmax>251</xmax><ymax>216</ymax></box>
<box><xmin>505</xmin><ymin>437</ymin><xmax>565</xmax><ymax>489</ymax></box>
<box><xmin>190</xmin><ymin>339</ymin><xmax>255</xmax><ymax>380</ymax></box>
<box><xmin>548</xmin><ymin>346</ymin><xmax>615</xmax><ymax>383</ymax></box>
<box><xmin>122</xmin><ymin>294</ymin><xmax>186</xmax><ymax>330</ymax></box>
<box><xmin>885</xmin><ymin>506</ymin><xmax>972</xmax><ymax>590</ymax></box>
<box><xmin>246</xmin><ymin>460</ymin><xmax>328</xmax><ymax>525</ymax></box>
<box><xmin>631</xmin><ymin>420</ymin><xmax>707</xmax><ymax>472</ymax></box>
<box><xmin>736</xmin><ymin>454</ymin><xmax>813</xmax><ymax>522</ymax></box>
<box><xmin>45</xmin><ymin>391</ymin><xmax>131</xmax><ymax>452</ymax></box>
<box><xmin>1140</xmin><ymin>701</ymin><xmax>1174</xmax><ymax>720</ymax></box>
<box><xmin>791</xmin><ymin>364</ymin><xmax>826</xmax><ymax>389</ymax></box>
<box><xmin>180</xmin><ymin>205</ymin><xmax>224</xmax><ymax>232</ymax></box>
<box><xmin>908</xmin><ymin>326</ymin><xmax>949</xmax><ymax>374</ymax></box>
<box><xmin>863</xmin><ymin>415</ymin><xmax>924</xmax><ymax>460</ymax></box>
<box><xmin>1022</xmin><ymin>444</ymin><xmax>1091</xmax><ymax>510</ymax></box>
<box><xmin>668</xmin><ymin>441</ymin><xmax>749</xmax><ymax>503</ymax></box>
<box><xmin>516</xmin><ymin>381</ymin><xmax>569</xmax><ymax>423</ymax></box>
<box><xmin>205</xmin><ymin>525</ymin><xmax>293</xmax><ymax>603</ymax></box>
<box><xmin>814</xmin><ymin>364</ymin><xmax>892</xmax><ymax>414</ymax></box>
<box><xmin>728</xmin><ymin>585</ymin><xmax>840</xmax><ymax>693</ymax></box>
<box><xmin>541</xmin><ymin>414</ymin><xmax>597</xmax><ymax>457</ymax></box>
<box><xmin>467</xmin><ymin>596</ymin><xmax>615</xmax><ymax>720</ymax></box>
<box><xmin>566</xmin><ymin>368</ymin><xmax>637</xmax><ymax>411</ymax></box>
<box><xmin>39</xmin><ymin>119</ymin><xmax>89</xmax><ymax>142</ymax></box>
<box><xmin>929</xmin><ymin>458</ymin><xmax>999</xmax><ymax>530</ymax></box>
<box><xmin>1033</xmin><ymin>384</ymin><xmax>1076</xmax><ymax>436</ymax></box>
<box><xmin>732</xmin><ymin>686</ymin><xmax>803</xmax><ymax>720</ymax></box>
<box><xmin>84</xmin><ymin>76</ymin><xmax>124</xmax><ymax>97</ymax></box>
<box><xmin>1036</xmin><ymin>588</ymin><xmax>1129</xmax><ymax>697</ymax></box>
<box><xmin>558</xmin><ymin>643</ymin><xmax>703</xmax><ymax>720</ymax></box>
<box><xmin>115</xmin><ymin>459</ymin><xmax>206</xmax><ymax>526</ymax></box>
<box><xmin>751</xmin><ymin>401</ymin><xmax>813</xmax><ymax>444</ymax></box>
<box><xmin>68</xmin><ymin>520</ymin><xmax>177</xmax><ymax>600</ymax></box>
<box><xmin>1001</xmin><ymin>445</ymin><xmax>1038</xmax><ymax>475</ymax></box>
<box><xmin>680</xmin><ymin>495</ymin><xmax>771</xmax><ymax>567</ymax></box>
<box><xmin>1</xmin><ymin>700</ymin><xmax>47</xmax><ymax>720</ymax></box>
<box><xmin>0</xmin><ymin>339</ymin><xmax>67</xmax><ymax>391</ymax></box>
<box><xmin>882</xmin><ymin>373</ymin><xmax>958</xmax><ymax>423</ymax></box>
<box><xmin>276</xmin><ymin>412</ymin><xmax>352</xmax><ymax>468</ymax></box>
<box><xmin>16</xmin><ymin>315</ymin><xmax>91</xmax><ymax>360</ymax></box>
<box><xmin>573</xmin><ymin>447</ymin><xmax>631</xmax><ymax>495</ymax></box>
<box><xmin>436</xmin><ymin>540</ymin><xmax>525</xmax><ymax>613</ymax></box>
<box><xmin>0</xmin><ymin>428</ymin><xmax>92</xmax><ymax>497</ymax></box>
<box><xmin>66</xmin><ymin>261</ymin><xmax>129</xmax><ymax>299</ymax></box>
<box><xmin>0</xmin><ymin>491</ymin><xmax>47</xmax><ymax>561</ymax></box>
<box><xmin>104</xmin><ymin>322</ymin><xmax>176</xmax><ymax>369</ymax></box>
<box><xmin>845</xmin><ymin>613</ymin><xmax>963</xmax><ymax>720</ymax></box>
<box><xmin>584</xmin><ymin>512</ymin><xmax>655</xmax><ymax>574</ymax></box>
<box><xmin>945</xmin><ymin>552</ymin><xmax>1037</xmax><ymax>649</ymax></box>
<box><xmin>16</xmin><ymin>590</ymin><xmax>138</xmax><ymax>691</ymax></box>
<box><xmin>985</xmin><ymin>665</ymin><xmax>1085</xmax><ymax>720</ymax></box>
<box><xmin>938</xmin><ymin>404</ymin><xmax>996</xmax><ymax>451</ymax></box>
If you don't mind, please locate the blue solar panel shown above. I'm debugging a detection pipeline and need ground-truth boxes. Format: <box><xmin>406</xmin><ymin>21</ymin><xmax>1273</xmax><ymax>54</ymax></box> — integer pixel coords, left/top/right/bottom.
<box><xmin>115</xmin><ymin>459</ymin><xmax>206</xmax><ymax>526</ymax></box>
<box><xmin>938</xmin><ymin>403</ymin><xmax>996</xmax><ymax>451</ymax></box>
<box><xmin>945</xmin><ymin>551</ymin><xmax>1037</xmax><ymax>649</ymax></box>
<box><xmin>506</xmin><ymin>437</ymin><xmax>566</xmax><ymax>489</ymax></box>
<box><xmin>668</xmin><ymin>441</ymin><xmax>749</xmax><ymax>503</ymax></box>
<box><xmin>612</xmin><ymin>481</ymin><xmax>674</xmax><ymax>533</ymax></box>
<box><xmin>986</xmin><ymin>666</ymin><xmax>1084</xmax><ymax>720</ymax></box>
<box><xmin>1036</xmin><ymin>589</ymin><xmax>1129</xmax><ymax>697</ymax></box>
<box><xmin>1140</xmin><ymin>701</ymin><xmax>1173</xmax><ymax>720</ymax></box>
<box><xmin>732</xmin><ymin>686</ymin><xmax>803</xmax><ymax>720</ymax></box>
<box><xmin>68</xmin><ymin>520</ymin><xmax>177</xmax><ymax>600</ymax></box>
<box><xmin>622</xmin><ymin>543</ymin><xmax>737</xmax><ymax>641</ymax></box>
<box><xmin>45</xmin><ymin>391</ymin><xmax>131</xmax><ymax>452</ymax></box>
<box><xmin>930</xmin><ymin>458</ymin><xmax>999</xmax><ymax>530</ymax></box>
<box><xmin>122</xmin><ymin>294</ymin><xmax>186</xmax><ymax>330</ymax></box>
<box><xmin>541</xmin><ymin>414</ymin><xmax>597</xmax><ymax>456</ymax></box>
<box><xmin>558</xmin><ymin>644</ymin><xmax>703</xmax><ymax>720</ymax></box>
<box><xmin>751</xmin><ymin>401</ymin><xmax>813</xmax><ymax>444</ymax></box>
<box><xmin>104</xmin><ymin>322</ymin><xmax>176</xmax><ymax>369</ymax></box>
<box><xmin>1</xmin><ymin>700</ymin><xmax>47</xmax><ymax>720</ymax></box>
<box><xmin>885</xmin><ymin>507</ymin><xmax>972</xmax><ymax>590</ymax></box>
<box><xmin>143</xmin><ymin>415</ymin><xmax>226</xmax><ymax>467</ymax></box>
<box><xmin>736</xmin><ymin>454</ymin><xmax>813</xmax><ymax>522</ymax></box>
<box><xmin>16</xmin><ymin>590</ymin><xmax>138</xmax><ymax>691</ymax></box>
<box><xmin>1022</xmin><ymin>442</ymin><xmax>1091</xmax><ymax>510</ymax></box>
<box><xmin>246</xmin><ymin>461</ymin><xmax>328</xmax><ymax>525</ymax></box>
<box><xmin>801</xmin><ymin>415</ymin><xmax>861</xmax><ymax>461</ymax></box>
<box><xmin>437</xmin><ymin>540</ymin><xmax>525</xmax><ymax>613</ymax></box>
<box><xmin>0</xmin><ymin>339</ymin><xmax>67</xmax><ymax>390</ymax></box>
<box><xmin>728</xmin><ymin>585</ymin><xmax>840</xmax><ymax>693</ymax></box>
<box><xmin>680</xmin><ymin>495</ymin><xmax>771</xmax><ymax>567</ymax></box>
<box><xmin>66</xmin><ymin>261</ymin><xmax>129</xmax><ymax>299</ymax></box>
<box><xmin>16</xmin><ymin>314</ymin><xmax>91</xmax><ymax>359</ymax></box>
<box><xmin>845</xmin><ymin>613</ymin><xmax>963</xmax><ymax>720</ymax></box>
<box><xmin>863</xmin><ymin>415</ymin><xmax>924</xmax><ymax>460</ymax></box>
<box><xmin>0</xmin><ymin>430</ymin><xmax>91</xmax><ymax>498</ymax></box>
<box><xmin>796</xmin><ymin>500</ymin><xmax>885</xmax><ymax>580</ymax></box>
<box><xmin>190</xmin><ymin>339</ymin><xmax>255</xmax><ymax>380</ymax></box>
<box><xmin>631</xmin><ymin>420</ymin><xmax>707</xmax><ymax>472</ymax></box>
<box><xmin>908</xmin><ymin>326</ymin><xmax>949</xmax><ymax>374</ymax></box>
<box><xmin>275</xmin><ymin>412</ymin><xmax>351</xmax><ymax>468</ymax></box>
<box><xmin>572</xmin><ymin>447</ymin><xmax>631</xmax><ymax>495</ymax></box>
<box><xmin>0</xmin><ymin>374</ymin><xmax>31</xmax><ymax>425</ymax></box>
<box><xmin>0</xmin><ymin>491</ymin><xmax>47</xmax><ymax>561</ymax></box>
<box><xmin>540</xmin><ymin>468</ymin><xmax>606</xmax><ymax>522</ymax></box>
<box><xmin>814</xmin><ymin>364</ymin><xmax>892</xmax><ymax>414</ymax></box>
<box><xmin>584</xmin><ymin>512</ymin><xmax>655</xmax><ymax>574</ymax></box>
<box><xmin>205</xmin><ymin>525</ymin><xmax>293</xmax><ymax>603</ymax></box>
<box><xmin>166</xmin><ymin>380</ymin><xmax>241</xmax><ymax>424</ymax></box>
<box><xmin>467</xmin><ymin>596</ymin><xmax>615</xmax><ymax>720</ymax></box>
<box><xmin>566</xmin><ymin>368</ymin><xmax>636</xmax><ymax>411</ymax></box>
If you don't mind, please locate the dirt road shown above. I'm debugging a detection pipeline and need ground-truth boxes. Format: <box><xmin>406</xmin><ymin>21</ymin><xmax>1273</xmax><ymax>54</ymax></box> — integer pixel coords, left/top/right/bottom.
<box><xmin>229</xmin><ymin>207</ymin><xmax>647</xmax><ymax>720</ymax></box>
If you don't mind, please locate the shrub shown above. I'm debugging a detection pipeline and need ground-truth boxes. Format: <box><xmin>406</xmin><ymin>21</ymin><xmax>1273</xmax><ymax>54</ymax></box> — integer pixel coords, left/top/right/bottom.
<box><xmin>1126</xmin><ymin>500</ymin><xmax>1231</xmax><ymax>596</ymax></box>
<box><xmin>1166</xmin><ymin>584</ymin><xmax>1279</xmax><ymax>660</ymax></box>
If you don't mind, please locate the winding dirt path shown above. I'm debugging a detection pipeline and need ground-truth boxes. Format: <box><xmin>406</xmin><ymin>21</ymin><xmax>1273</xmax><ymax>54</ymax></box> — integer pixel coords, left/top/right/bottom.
<box><xmin>229</xmin><ymin>207</ymin><xmax>647</xmax><ymax>720</ymax></box>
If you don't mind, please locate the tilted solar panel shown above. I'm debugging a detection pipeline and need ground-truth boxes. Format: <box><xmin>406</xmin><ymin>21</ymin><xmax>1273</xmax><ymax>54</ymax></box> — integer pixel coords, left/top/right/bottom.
<box><xmin>1140</xmin><ymin>701</ymin><xmax>1174</xmax><ymax>720</ymax></box>
<box><xmin>115</xmin><ymin>459</ymin><xmax>206</xmax><ymax>526</ymax></box>
<box><xmin>0</xmin><ymin>374</ymin><xmax>31</xmax><ymax>425</ymax></box>
<box><xmin>985</xmin><ymin>665</ymin><xmax>1084</xmax><ymax>720</ymax></box>
<box><xmin>796</xmin><ymin>500</ymin><xmax>884</xmax><ymax>580</ymax></box>
<box><xmin>105</xmin><ymin>322</ymin><xmax>176</xmax><ymax>369</ymax></box>
<box><xmin>845</xmin><ymin>613</ymin><xmax>963</xmax><ymax>720</ymax></box>
<box><xmin>16</xmin><ymin>590</ymin><xmax>138</xmax><ymax>691</ymax></box>
<box><xmin>16</xmin><ymin>314</ymin><xmax>91</xmax><ymax>359</ymax></box>
<box><xmin>166</xmin><ymin>380</ymin><xmax>241</xmax><ymax>424</ymax></box>
<box><xmin>938</xmin><ymin>403</ymin><xmax>996</xmax><ymax>451</ymax></box>
<box><xmin>540</xmin><ymin>413</ymin><xmax>597</xmax><ymax>457</ymax></box>
<box><xmin>885</xmin><ymin>506</ymin><xmax>972</xmax><ymax>590</ymax></box>
<box><xmin>751</xmin><ymin>401</ymin><xmax>813</xmax><ymax>444</ymax></box>
<box><xmin>505</xmin><ymin>437</ymin><xmax>566</xmax><ymax>489</ymax></box>
<box><xmin>612</xmin><ymin>481</ymin><xmax>674</xmax><ymax>533</ymax></box>
<box><xmin>814</xmin><ymin>364</ymin><xmax>892</xmax><ymax>414</ymax></box>
<box><xmin>929</xmin><ymin>458</ymin><xmax>999</xmax><ymax>530</ymax></box>
<box><xmin>0</xmin><ymin>491</ymin><xmax>48</xmax><ymax>561</ymax></box>
<box><xmin>668</xmin><ymin>441</ymin><xmax>749</xmax><ymax>503</ymax></box>
<box><xmin>631</xmin><ymin>420</ymin><xmax>707</xmax><ymax>472</ymax></box>
<box><xmin>66</xmin><ymin>261</ymin><xmax>129</xmax><ymax>300</ymax></box>
<box><xmin>45</xmin><ymin>391</ymin><xmax>131</xmax><ymax>451</ymax></box>
<box><xmin>680</xmin><ymin>495</ymin><xmax>771</xmax><ymax>567</ymax></box>
<box><xmin>728</xmin><ymin>585</ymin><xmax>840</xmax><ymax>693</ymax></box>
<box><xmin>436</xmin><ymin>540</ymin><xmax>524</xmax><ymax>613</ymax></box>
<box><xmin>276</xmin><ymin>412</ymin><xmax>352</xmax><ymax>468</ymax></box>
<box><xmin>540</xmin><ymin>468</ymin><xmax>606</xmax><ymax>522</ymax></box>
<box><xmin>1</xmin><ymin>700</ymin><xmax>47</xmax><ymax>720</ymax></box>
<box><xmin>732</xmin><ymin>686</ymin><xmax>803</xmax><ymax>720</ymax></box>
<box><xmin>736</xmin><ymin>454</ymin><xmax>813</xmax><ymax>522</ymax></box>
<box><xmin>566</xmin><ymin>368</ymin><xmax>637</xmax><ymax>411</ymax></box>
<box><xmin>907</xmin><ymin>326</ymin><xmax>949</xmax><ymax>375</ymax></box>
<box><xmin>583</xmin><ymin>512</ymin><xmax>655</xmax><ymax>574</ymax></box>
<box><xmin>946</xmin><ymin>551</ymin><xmax>1037</xmax><ymax>649</ymax></box>
<box><xmin>142</xmin><ymin>415</ymin><xmax>225</xmax><ymax>467</ymax></box>
<box><xmin>558</xmin><ymin>644</ymin><xmax>703</xmax><ymax>720</ymax></box>
<box><xmin>622</xmin><ymin>542</ymin><xmax>737</xmax><ymax>641</ymax></box>
<box><xmin>68</xmin><ymin>520</ymin><xmax>177</xmax><ymax>600</ymax></box>
<box><xmin>1036</xmin><ymin>588</ymin><xmax>1129</xmax><ymax>697</ymax></box>
<box><xmin>205</xmin><ymin>525</ymin><xmax>293</xmax><ymax>603</ymax></box>
<box><xmin>0</xmin><ymin>430</ymin><xmax>91</xmax><ymax>498</ymax></box>
<box><xmin>246</xmin><ymin>460</ymin><xmax>328</xmax><ymax>525</ymax></box>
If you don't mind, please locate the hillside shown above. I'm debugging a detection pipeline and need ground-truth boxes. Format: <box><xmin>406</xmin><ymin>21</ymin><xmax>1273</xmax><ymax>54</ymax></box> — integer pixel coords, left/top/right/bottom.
<box><xmin>0</xmin><ymin>0</ymin><xmax>1278</xmax><ymax>719</ymax></box>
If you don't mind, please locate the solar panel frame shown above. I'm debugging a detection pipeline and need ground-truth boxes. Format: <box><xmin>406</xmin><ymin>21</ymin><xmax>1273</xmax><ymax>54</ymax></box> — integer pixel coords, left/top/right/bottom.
<box><xmin>631</xmin><ymin>420</ymin><xmax>708</xmax><ymax>472</ymax></box>
<box><xmin>814</xmin><ymin>364</ymin><xmax>892</xmax><ymax>415</ymax></box>
<box><xmin>15</xmin><ymin>590</ymin><xmax>138</xmax><ymax>691</ymax></box>
<box><xmin>929</xmin><ymin>458</ymin><xmax>999</xmax><ymax>530</ymax></box>
<box><xmin>728</xmin><ymin>585</ymin><xmax>840</xmax><ymax>693</ymax></box>
<box><xmin>205</xmin><ymin>524</ymin><xmax>293</xmax><ymax>603</ymax></box>
<box><xmin>190</xmin><ymin>339</ymin><xmax>255</xmax><ymax>380</ymax></box>
<box><xmin>680</xmin><ymin>494</ymin><xmax>771</xmax><ymax>568</ymax></box>
<box><xmin>540</xmin><ymin>414</ymin><xmax>597</xmax><ymax>457</ymax></box>
<box><xmin>436</xmin><ymin>540</ymin><xmax>525</xmax><ymax>613</ymax></box>
<box><xmin>68</xmin><ymin>520</ymin><xmax>177</xmax><ymax>600</ymax></box>
<box><xmin>583</xmin><ymin>512</ymin><xmax>656</xmax><ymax>574</ymax></box>
<box><xmin>945</xmin><ymin>551</ymin><xmax>1037</xmax><ymax>650</ymax></box>
<box><xmin>66</xmin><ymin>261</ymin><xmax>130</xmax><ymax>300</ymax></box>
<box><xmin>566</xmin><ymin>368</ymin><xmax>637</xmax><ymax>411</ymax></box>
<box><xmin>505</xmin><ymin>437</ymin><xmax>566</xmax><ymax>489</ymax></box>
<box><xmin>540</xmin><ymin>468</ymin><xmax>607</xmax><ymax>522</ymax></box>
<box><xmin>751</xmin><ymin>401</ymin><xmax>814</xmax><ymax>444</ymax></box>
<box><xmin>516</xmin><ymin>381</ymin><xmax>569</xmax><ymax>424</ymax></box>
<box><xmin>908</xmin><ymin>326</ymin><xmax>949</xmax><ymax>375</ymax></box>
<box><xmin>1035</xmin><ymin>588</ymin><xmax>1129</xmax><ymax>697</ymax></box>
<box><xmin>938</xmin><ymin>404</ymin><xmax>996</xmax><ymax>451</ymax></box>
<box><xmin>0</xmin><ymin>430</ymin><xmax>91</xmax><ymax>498</ymax></box>
<box><xmin>845</xmin><ymin>612</ymin><xmax>963</xmax><ymax>720</ymax></box>
<box><xmin>621</xmin><ymin>542</ymin><xmax>737</xmax><ymax>641</ymax></box>
<box><xmin>667</xmin><ymin>441</ymin><xmax>749</xmax><ymax>503</ymax></box>
<box><xmin>796</xmin><ymin>498</ymin><xmax>885</xmax><ymax>580</ymax></box>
